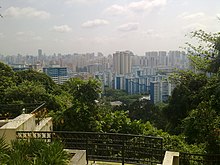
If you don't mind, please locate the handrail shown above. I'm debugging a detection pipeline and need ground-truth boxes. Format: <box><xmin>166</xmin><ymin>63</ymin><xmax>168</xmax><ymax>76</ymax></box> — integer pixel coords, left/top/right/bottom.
<box><xmin>16</xmin><ymin>131</ymin><xmax>164</xmax><ymax>165</ymax></box>
<box><xmin>30</xmin><ymin>102</ymin><xmax>46</xmax><ymax>114</ymax></box>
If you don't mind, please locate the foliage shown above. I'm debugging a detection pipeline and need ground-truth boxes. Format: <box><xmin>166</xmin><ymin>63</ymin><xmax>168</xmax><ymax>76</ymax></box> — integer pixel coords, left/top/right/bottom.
<box><xmin>103</xmin><ymin>87</ymin><xmax>142</xmax><ymax>105</ymax></box>
<box><xmin>4</xmin><ymin>81</ymin><xmax>48</xmax><ymax>104</ymax></box>
<box><xmin>182</xmin><ymin>101</ymin><xmax>220</xmax><ymax>154</ymax></box>
<box><xmin>59</xmin><ymin>78</ymin><xmax>101</xmax><ymax>131</ymax></box>
<box><xmin>0</xmin><ymin>62</ymin><xmax>17</xmax><ymax>103</ymax></box>
<box><xmin>164</xmin><ymin>71</ymin><xmax>208</xmax><ymax>134</ymax></box>
<box><xmin>163</xmin><ymin>30</ymin><xmax>220</xmax><ymax>154</ymax></box>
<box><xmin>63</xmin><ymin>78</ymin><xmax>101</xmax><ymax>105</ymax></box>
<box><xmin>34</xmin><ymin>141</ymin><xmax>69</xmax><ymax>165</ymax></box>
<box><xmin>186</xmin><ymin>30</ymin><xmax>220</xmax><ymax>73</ymax></box>
<box><xmin>0</xmin><ymin>138</ymin><xmax>69</xmax><ymax>165</ymax></box>
<box><xmin>128</xmin><ymin>99</ymin><xmax>163</xmax><ymax>127</ymax></box>
<box><xmin>161</xmin><ymin>133</ymin><xmax>205</xmax><ymax>154</ymax></box>
<box><xmin>16</xmin><ymin>70</ymin><xmax>56</xmax><ymax>93</ymax></box>
<box><xmin>0</xmin><ymin>137</ymin><xmax>10</xmax><ymax>164</ymax></box>
<box><xmin>97</xmin><ymin>110</ymin><xmax>136</xmax><ymax>134</ymax></box>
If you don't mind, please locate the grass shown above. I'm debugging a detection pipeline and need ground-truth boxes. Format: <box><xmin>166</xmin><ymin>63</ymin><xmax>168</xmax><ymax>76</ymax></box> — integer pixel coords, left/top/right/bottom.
<box><xmin>88</xmin><ymin>161</ymin><xmax>134</xmax><ymax>165</ymax></box>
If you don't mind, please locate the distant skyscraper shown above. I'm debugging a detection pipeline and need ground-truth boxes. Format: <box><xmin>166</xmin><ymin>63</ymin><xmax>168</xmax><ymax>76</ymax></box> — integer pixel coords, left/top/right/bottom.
<box><xmin>38</xmin><ymin>49</ymin><xmax>42</xmax><ymax>57</ymax></box>
<box><xmin>113</xmin><ymin>51</ymin><xmax>133</xmax><ymax>75</ymax></box>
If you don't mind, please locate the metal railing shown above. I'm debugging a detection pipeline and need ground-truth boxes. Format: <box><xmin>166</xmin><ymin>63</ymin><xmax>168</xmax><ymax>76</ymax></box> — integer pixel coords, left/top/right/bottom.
<box><xmin>180</xmin><ymin>152</ymin><xmax>220</xmax><ymax>165</ymax></box>
<box><xmin>16</xmin><ymin>131</ymin><xmax>164</xmax><ymax>165</ymax></box>
<box><xmin>30</xmin><ymin>102</ymin><xmax>47</xmax><ymax>125</ymax></box>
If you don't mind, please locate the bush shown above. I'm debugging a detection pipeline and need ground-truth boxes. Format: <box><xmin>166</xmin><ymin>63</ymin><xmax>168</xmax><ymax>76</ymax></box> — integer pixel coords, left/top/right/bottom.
<box><xmin>0</xmin><ymin>137</ymin><xmax>69</xmax><ymax>165</ymax></box>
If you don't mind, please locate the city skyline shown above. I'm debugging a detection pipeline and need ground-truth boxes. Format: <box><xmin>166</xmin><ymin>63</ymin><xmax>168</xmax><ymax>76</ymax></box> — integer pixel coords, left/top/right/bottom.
<box><xmin>0</xmin><ymin>0</ymin><xmax>219</xmax><ymax>56</ymax></box>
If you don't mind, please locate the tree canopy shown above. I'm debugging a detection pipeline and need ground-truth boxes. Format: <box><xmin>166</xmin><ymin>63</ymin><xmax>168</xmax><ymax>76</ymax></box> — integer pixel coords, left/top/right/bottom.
<box><xmin>163</xmin><ymin>30</ymin><xmax>220</xmax><ymax>153</ymax></box>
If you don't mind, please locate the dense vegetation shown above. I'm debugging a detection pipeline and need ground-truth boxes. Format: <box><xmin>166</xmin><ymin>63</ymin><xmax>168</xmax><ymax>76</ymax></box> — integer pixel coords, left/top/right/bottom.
<box><xmin>0</xmin><ymin>30</ymin><xmax>219</xmax><ymax>155</ymax></box>
<box><xmin>0</xmin><ymin>138</ymin><xmax>68</xmax><ymax>165</ymax></box>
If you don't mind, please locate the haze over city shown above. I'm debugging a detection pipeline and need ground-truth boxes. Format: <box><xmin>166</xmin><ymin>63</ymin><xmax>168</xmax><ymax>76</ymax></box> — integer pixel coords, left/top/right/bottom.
<box><xmin>0</xmin><ymin>0</ymin><xmax>219</xmax><ymax>56</ymax></box>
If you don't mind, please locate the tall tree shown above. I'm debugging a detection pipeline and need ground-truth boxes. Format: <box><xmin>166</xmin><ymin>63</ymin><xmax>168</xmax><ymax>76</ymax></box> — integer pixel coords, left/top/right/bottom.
<box><xmin>164</xmin><ymin>30</ymin><xmax>220</xmax><ymax>153</ymax></box>
<box><xmin>60</xmin><ymin>78</ymin><xmax>101</xmax><ymax>131</ymax></box>
<box><xmin>16</xmin><ymin>70</ymin><xmax>56</xmax><ymax>93</ymax></box>
<box><xmin>0</xmin><ymin>62</ymin><xmax>17</xmax><ymax>103</ymax></box>
<box><xmin>164</xmin><ymin>71</ymin><xmax>208</xmax><ymax>134</ymax></box>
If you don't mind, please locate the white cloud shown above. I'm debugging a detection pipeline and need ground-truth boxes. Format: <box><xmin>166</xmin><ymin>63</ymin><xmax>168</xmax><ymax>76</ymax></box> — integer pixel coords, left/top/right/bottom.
<box><xmin>52</xmin><ymin>25</ymin><xmax>72</xmax><ymax>33</ymax></box>
<box><xmin>128</xmin><ymin>0</ymin><xmax>167</xmax><ymax>11</ymax></box>
<box><xmin>65</xmin><ymin>0</ymin><xmax>101</xmax><ymax>5</ymax></box>
<box><xmin>117</xmin><ymin>22</ymin><xmax>139</xmax><ymax>32</ymax></box>
<box><xmin>4</xmin><ymin>6</ymin><xmax>50</xmax><ymax>19</ymax></box>
<box><xmin>182</xmin><ymin>23</ymin><xmax>206</xmax><ymax>32</ymax></box>
<box><xmin>104</xmin><ymin>4</ymin><xmax>128</xmax><ymax>16</ymax></box>
<box><xmin>105</xmin><ymin>0</ymin><xmax>167</xmax><ymax>16</ymax></box>
<box><xmin>179</xmin><ymin>12</ymin><xmax>205</xmax><ymax>20</ymax></box>
<box><xmin>82</xmin><ymin>19</ymin><xmax>109</xmax><ymax>28</ymax></box>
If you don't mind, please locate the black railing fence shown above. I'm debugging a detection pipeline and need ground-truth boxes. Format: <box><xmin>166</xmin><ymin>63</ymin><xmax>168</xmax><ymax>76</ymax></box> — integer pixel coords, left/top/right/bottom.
<box><xmin>16</xmin><ymin>131</ymin><xmax>164</xmax><ymax>165</ymax></box>
<box><xmin>180</xmin><ymin>152</ymin><xmax>220</xmax><ymax>165</ymax></box>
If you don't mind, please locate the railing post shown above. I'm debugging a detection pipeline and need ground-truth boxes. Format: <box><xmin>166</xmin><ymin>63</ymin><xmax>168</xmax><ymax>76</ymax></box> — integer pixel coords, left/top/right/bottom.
<box><xmin>122</xmin><ymin>136</ymin><xmax>125</xmax><ymax>165</ymax></box>
<box><xmin>161</xmin><ymin>138</ymin><xmax>163</xmax><ymax>163</ymax></box>
<box><xmin>86</xmin><ymin>135</ymin><xmax>89</xmax><ymax>165</ymax></box>
<box><xmin>50</xmin><ymin>132</ymin><xmax>53</xmax><ymax>143</ymax></box>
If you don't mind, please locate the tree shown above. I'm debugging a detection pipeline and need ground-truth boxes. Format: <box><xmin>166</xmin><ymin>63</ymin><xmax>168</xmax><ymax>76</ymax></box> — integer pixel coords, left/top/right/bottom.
<box><xmin>0</xmin><ymin>62</ymin><xmax>17</xmax><ymax>103</ymax></box>
<box><xmin>183</xmin><ymin>101</ymin><xmax>220</xmax><ymax>154</ymax></box>
<box><xmin>103</xmin><ymin>87</ymin><xmax>142</xmax><ymax>105</ymax></box>
<box><xmin>128</xmin><ymin>99</ymin><xmax>161</xmax><ymax>126</ymax></box>
<box><xmin>62</xmin><ymin>78</ymin><xmax>101</xmax><ymax>105</ymax></box>
<box><xmin>4</xmin><ymin>81</ymin><xmax>48</xmax><ymax>104</ymax></box>
<box><xmin>3</xmin><ymin>80</ymin><xmax>66</xmax><ymax>114</ymax></box>
<box><xmin>186</xmin><ymin>30</ymin><xmax>220</xmax><ymax>73</ymax></box>
<box><xmin>59</xmin><ymin>78</ymin><xmax>101</xmax><ymax>131</ymax></box>
<box><xmin>163</xmin><ymin>30</ymin><xmax>220</xmax><ymax>154</ymax></box>
<box><xmin>16</xmin><ymin>70</ymin><xmax>56</xmax><ymax>93</ymax></box>
<box><xmin>163</xmin><ymin>71</ymin><xmax>208</xmax><ymax>134</ymax></box>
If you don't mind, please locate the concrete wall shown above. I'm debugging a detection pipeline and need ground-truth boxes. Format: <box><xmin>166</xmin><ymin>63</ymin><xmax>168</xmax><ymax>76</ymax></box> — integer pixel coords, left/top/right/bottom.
<box><xmin>0</xmin><ymin>114</ymin><xmax>34</xmax><ymax>144</ymax></box>
<box><xmin>34</xmin><ymin>117</ymin><xmax>53</xmax><ymax>131</ymax></box>
<box><xmin>0</xmin><ymin>114</ymin><xmax>53</xmax><ymax>144</ymax></box>
<box><xmin>161</xmin><ymin>151</ymin><xmax>179</xmax><ymax>165</ymax></box>
<box><xmin>65</xmin><ymin>149</ymin><xmax>87</xmax><ymax>165</ymax></box>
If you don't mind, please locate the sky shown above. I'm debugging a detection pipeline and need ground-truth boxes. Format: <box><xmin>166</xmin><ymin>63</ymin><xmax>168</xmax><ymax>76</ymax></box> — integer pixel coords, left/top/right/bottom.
<box><xmin>0</xmin><ymin>0</ymin><xmax>219</xmax><ymax>56</ymax></box>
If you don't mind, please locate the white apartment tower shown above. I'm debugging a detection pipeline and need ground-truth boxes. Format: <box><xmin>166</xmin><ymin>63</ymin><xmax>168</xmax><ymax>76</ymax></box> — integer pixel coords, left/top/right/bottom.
<box><xmin>113</xmin><ymin>51</ymin><xmax>133</xmax><ymax>75</ymax></box>
<box><xmin>145</xmin><ymin>51</ymin><xmax>158</xmax><ymax>67</ymax></box>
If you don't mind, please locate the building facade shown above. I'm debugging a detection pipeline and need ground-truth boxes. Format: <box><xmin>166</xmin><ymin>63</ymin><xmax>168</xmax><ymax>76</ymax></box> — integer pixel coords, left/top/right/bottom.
<box><xmin>43</xmin><ymin>66</ymin><xmax>68</xmax><ymax>84</ymax></box>
<box><xmin>113</xmin><ymin>51</ymin><xmax>133</xmax><ymax>75</ymax></box>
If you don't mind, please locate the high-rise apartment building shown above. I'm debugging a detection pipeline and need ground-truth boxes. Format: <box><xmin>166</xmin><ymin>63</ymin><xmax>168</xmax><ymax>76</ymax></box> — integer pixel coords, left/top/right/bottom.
<box><xmin>145</xmin><ymin>51</ymin><xmax>158</xmax><ymax>67</ymax></box>
<box><xmin>150</xmin><ymin>80</ymin><xmax>171</xmax><ymax>104</ymax></box>
<box><xmin>158</xmin><ymin>51</ymin><xmax>167</xmax><ymax>67</ymax></box>
<box><xmin>113</xmin><ymin>51</ymin><xmax>133</xmax><ymax>75</ymax></box>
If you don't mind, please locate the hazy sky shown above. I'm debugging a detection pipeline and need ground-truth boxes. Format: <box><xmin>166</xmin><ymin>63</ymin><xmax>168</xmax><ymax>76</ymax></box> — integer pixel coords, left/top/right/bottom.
<box><xmin>0</xmin><ymin>0</ymin><xmax>219</xmax><ymax>56</ymax></box>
